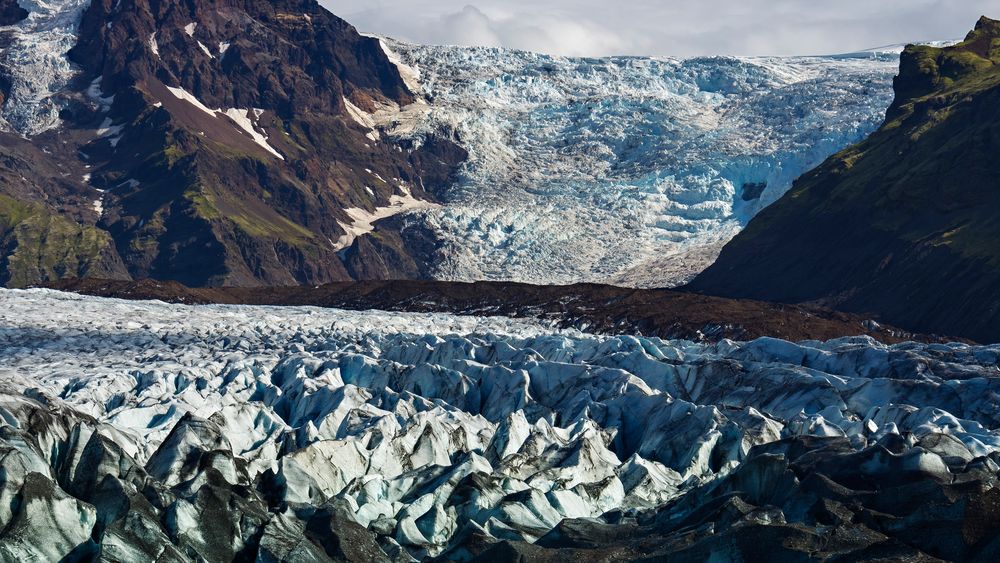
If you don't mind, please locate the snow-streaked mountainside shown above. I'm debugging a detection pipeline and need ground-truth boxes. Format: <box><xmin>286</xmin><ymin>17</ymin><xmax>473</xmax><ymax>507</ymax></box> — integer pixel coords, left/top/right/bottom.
<box><xmin>376</xmin><ymin>39</ymin><xmax>901</xmax><ymax>286</ymax></box>
<box><xmin>3</xmin><ymin>288</ymin><xmax>1000</xmax><ymax>559</ymax></box>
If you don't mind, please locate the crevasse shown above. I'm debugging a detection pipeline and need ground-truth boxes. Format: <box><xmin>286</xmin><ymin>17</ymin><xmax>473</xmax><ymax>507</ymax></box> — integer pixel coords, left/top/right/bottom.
<box><xmin>3</xmin><ymin>289</ymin><xmax>999</xmax><ymax>557</ymax></box>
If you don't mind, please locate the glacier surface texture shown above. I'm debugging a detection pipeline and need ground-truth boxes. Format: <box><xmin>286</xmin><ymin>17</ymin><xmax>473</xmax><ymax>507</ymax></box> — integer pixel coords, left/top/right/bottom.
<box><xmin>0</xmin><ymin>0</ymin><xmax>91</xmax><ymax>135</ymax></box>
<box><xmin>2</xmin><ymin>289</ymin><xmax>1000</xmax><ymax>559</ymax></box>
<box><xmin>384</xmin><ymin>41</ymin><xmax>900</xmax><ymax>286</ymax></box>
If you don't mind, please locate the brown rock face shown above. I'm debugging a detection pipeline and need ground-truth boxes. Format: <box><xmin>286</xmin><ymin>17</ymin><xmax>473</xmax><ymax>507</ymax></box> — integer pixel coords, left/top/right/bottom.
<box><xmin>69</xmin><ymin>0</ymin><xmax>466</xmax><ymax>287</ymax></box>
<box><xmin>0</xmin><ymin>0</ymin><xmax>465</xmax><ymax>287</ymax></box>
<box><xmin>70</xmin><ymin>0</ymin><xmax>414</xmax><ymax>117</ymax></box>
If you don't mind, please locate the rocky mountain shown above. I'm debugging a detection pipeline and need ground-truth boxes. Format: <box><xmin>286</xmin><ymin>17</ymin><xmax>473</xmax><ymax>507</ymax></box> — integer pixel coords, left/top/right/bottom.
<box><xmin>3</xmin><ymin>288</ymin><xmax>1000</xmax><ymax>561</ymax></box>
<box><xmin>0</xmin><ymin>0</ymin><xmax>465</xmax><ymax>287</ymax></box>
<box><xmin>689</xmin><ymin>17</ymin><xmax>1000</xmax><ymax>343</ymax></box>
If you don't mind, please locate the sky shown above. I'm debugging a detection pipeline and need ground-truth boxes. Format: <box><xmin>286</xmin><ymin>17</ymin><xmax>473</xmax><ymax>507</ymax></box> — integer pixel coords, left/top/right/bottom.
<box><xmin>322</xmin><ymin>0</ymin><xmax>1000</xmax><ymax>58</ymax></box>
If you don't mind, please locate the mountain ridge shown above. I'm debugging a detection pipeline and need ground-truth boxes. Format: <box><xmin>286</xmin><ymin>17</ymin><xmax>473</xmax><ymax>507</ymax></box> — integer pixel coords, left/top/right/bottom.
<box><xmin>0</xmin><ymin>0</ymin><xmax>466</xmax><ymax>287</ymax></box>
<box><xmin>689</xmin><ymin>16</ymin><xmax>1000</xmax><ymax>343</ymax></box>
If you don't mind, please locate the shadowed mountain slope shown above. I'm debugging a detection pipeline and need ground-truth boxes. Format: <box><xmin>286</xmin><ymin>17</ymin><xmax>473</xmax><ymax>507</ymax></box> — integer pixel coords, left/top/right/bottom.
<box><xmin>689</xmin><ymin>17</ymin><xmax>1000</xmax><ymax>343</ymax></box>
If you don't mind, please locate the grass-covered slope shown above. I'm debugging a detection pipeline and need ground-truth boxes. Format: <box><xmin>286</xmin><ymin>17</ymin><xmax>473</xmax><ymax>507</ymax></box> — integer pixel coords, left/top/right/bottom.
<box><xmin>689</xmin><ymin>17</ymin><xmax>1000</xmax><ymax>342</ymax></box>
<box><xmin>0</xmin><ymin>195</ymin><xmax>126</xmax><ymax>287</ymax></box>
<box><xmin>0</xmin><ymin>129</ymin><xmax>132</xmax><ymax>287</ymax></box>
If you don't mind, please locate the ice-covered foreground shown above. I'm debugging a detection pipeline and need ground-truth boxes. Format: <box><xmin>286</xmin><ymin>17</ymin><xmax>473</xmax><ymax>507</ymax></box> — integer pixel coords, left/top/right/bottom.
<box><xmin>2</xmin><ymin>289</ymin><xmax>1000</xmax><ymax>560</ymax></box>
<box><xmin>384</xmin><ymin>40</ymin><xmax>900</xmax><ymax>286</ymax></box>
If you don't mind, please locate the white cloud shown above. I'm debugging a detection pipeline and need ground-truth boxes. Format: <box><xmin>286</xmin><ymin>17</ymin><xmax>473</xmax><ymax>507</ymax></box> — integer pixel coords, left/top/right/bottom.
<box><xmin>338</xmin><ymin>4</ymin><xmax>629</xmax><ymax>57</ymax></box>
<box><xmin>326</xmin><ymin>0</ymin><xmax>1000</xmax><ymax>57</ymax></box>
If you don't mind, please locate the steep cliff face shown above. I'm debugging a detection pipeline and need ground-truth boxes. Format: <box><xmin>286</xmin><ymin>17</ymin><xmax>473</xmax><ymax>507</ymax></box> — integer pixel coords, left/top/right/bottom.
<box><xmin>689</xmin><ymin>17</ymin><xmax>1000</xmax><ymax>343</ymax></box>
<box><xmin>67</xmin><ymin>0</ymin><xmax>465</xmax><ymax>286</ymax></box>
<box><xmin>0</xmin><ymin>0</ymin><xmax>465</xmax><ymax>287</ymax></box>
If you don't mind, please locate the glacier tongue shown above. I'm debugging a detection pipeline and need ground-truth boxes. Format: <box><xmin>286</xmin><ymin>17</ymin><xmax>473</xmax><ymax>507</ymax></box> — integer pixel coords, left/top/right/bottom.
<box><xmin>382</xmin><ymin>40</ymin><xmax>899</xmax><ymax>287</ymax></box>
<box><xmin>2</xmin><ymin>289</ymin><xmax>1000</xmax><ymax>559</ymax></box>
<box><xmin>0</xmin><ymin>0</ymin><xmax>92</xmax><ymax>135</ymax></box>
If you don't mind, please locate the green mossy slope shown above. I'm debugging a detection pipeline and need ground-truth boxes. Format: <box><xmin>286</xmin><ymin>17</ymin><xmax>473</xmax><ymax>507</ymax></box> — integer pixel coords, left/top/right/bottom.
<box><xmin>0</xmin><ymin>195</ymin><xmax>124</xmax><ymax>287</ymax></box>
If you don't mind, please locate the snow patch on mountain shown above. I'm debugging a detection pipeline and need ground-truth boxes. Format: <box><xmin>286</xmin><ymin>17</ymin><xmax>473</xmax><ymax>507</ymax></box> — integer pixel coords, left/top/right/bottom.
<box><xmin>196</xmin><ymin>40</ymin><xmax>214</xmax><ymax>59</ymax></box>
<box><xmin>148</xmin><ymin>32</ymin><xmax>159</xmax><ymax>57</ymax></box>
<box><xmin>379</xmin><ymin>39</ymin><xmax>900</xmax><ymax>287</ymax></box>
<box><xmin>333</xmin><ymin>190</ymin><xmax>441</xmax><ymax>250</ymax></box>
<box><xmin>221</xmin><ymin>107</ymin><xmax>283</xmax><ymax>159</ymax></box>
<box><xmin>374</xmin><ymin>35</ymin><xmax>423</xmax><ymax>93</ymax></box>
<box><xmin>165</xmin><ymin>85</ymin><xmax>214</xmax><ymax>115</ymax></box>
<box><xmin>165</xmin><ymin>86</ymin><xmax>284</xmax><ymax>159</ymax></box>
<box><xmin>3</xmin><ymin>289</ymin><xmax>1000</xmax><ymax>557</ymax></box>
<box><xmin>343</xmin><ymin>92</ymin><xmax>430</xmax><ymax>143</ymax></box>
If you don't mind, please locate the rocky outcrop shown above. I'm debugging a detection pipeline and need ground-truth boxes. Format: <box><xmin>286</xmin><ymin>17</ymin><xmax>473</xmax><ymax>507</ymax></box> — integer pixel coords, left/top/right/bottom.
<box><xmin>689</xmin><ymin>17</ymin><xmax>1000</xmax><ymax>343</ymax></box>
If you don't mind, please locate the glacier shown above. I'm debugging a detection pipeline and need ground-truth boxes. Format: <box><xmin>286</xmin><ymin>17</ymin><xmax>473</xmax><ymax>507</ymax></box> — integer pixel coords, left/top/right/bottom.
<box><xmin>0</xmin><ymin>0</ymin><xmax>91</xmax><ymax>135</ymax></box>
<box><xmin>2</xmin><ymin>288</ymin><xmax>1000</xmax><ymax>559</ymax></box>
<box><xmin>380</xmin><ymin>39</ymin><xmax>901</xmax><ymax>286</ymax></box>
<box><xmin>0</xmin><ymin>3</ymin><xmax>907</xmax><ymax>285</ymax></box>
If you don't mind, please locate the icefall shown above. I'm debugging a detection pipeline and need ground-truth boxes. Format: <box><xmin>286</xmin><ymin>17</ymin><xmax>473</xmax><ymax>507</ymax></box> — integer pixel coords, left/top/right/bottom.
<box><xmin>381</xmin><ymin>40</ymin><xmax>900</xmax><ymax>287</ymax></box>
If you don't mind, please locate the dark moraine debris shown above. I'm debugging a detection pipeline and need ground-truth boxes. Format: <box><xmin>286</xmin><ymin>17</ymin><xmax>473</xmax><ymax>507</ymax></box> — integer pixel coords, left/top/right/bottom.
<box><xmin>46</xmin><ymin>277</ymin><xmax>955</xmax><ymax>344</ymax></box>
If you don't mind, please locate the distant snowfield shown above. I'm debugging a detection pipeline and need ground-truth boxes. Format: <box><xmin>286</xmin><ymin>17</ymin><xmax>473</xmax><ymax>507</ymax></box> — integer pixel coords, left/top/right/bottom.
<box><xmin>3</xmin><ymin>288</ymin><xmax>1000</xmax><ymax>557</ymax></box>
<box><xmin>378</xmin><ymin>39</ymin><xmax>901</xmax><ymax>287</ymax></box>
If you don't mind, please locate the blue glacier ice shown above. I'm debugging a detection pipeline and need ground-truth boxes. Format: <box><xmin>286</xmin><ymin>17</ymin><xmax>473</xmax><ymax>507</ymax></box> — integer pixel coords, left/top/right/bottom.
<box><xmin>379</xmin><ymin>40</ymin><xmax>901</xmax><ymax>286</ymax></box>
<box><xmin>0</xmin><ymin>0</ymin><xmax>92</xmax><ymax>135</ymax></box>
<box><xmin>1</xmin><ymin>289</ymin><xmax>999</xmax><ymax>558</ymax></box>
